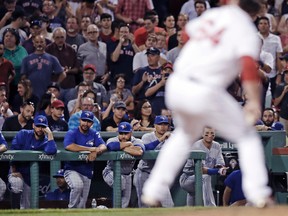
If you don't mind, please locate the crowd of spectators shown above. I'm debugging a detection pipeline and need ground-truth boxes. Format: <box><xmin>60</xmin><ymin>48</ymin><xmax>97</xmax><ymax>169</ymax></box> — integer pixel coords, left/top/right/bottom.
<box><xmin>0</xmin><ymin>0</ymin><xmax>288</xmax><ymax>209</ymax></box>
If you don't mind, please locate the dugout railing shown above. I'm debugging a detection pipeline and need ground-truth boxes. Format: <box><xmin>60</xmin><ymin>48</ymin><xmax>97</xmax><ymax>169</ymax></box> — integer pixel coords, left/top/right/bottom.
<box><xmin>0</xmin><ymin>131</ymin><xmax>206</xmax><ymax>208</ymax></box>
<box><xmin>1</xmin><ymin>130</ymin><xmax>287</xmax><ymax>208</ymax></box>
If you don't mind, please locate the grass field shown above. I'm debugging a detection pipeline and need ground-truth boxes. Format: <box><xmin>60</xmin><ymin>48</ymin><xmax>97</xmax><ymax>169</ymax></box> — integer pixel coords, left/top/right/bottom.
<box><xmin>0</xmin><ymin>206</ymin><xmax>288</xmax><ymax>216</ymax></box>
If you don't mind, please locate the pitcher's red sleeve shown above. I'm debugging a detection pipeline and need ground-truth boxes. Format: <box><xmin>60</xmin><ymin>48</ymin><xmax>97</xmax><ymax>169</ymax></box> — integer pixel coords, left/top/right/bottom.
<box><xmin>240</xmin><ymin>56</ymin><xmax>260</xmax><ymax>82</ymax></box>
<box><xmin>181</xmin><ymin>28</ymin><xmax>190</xmax><ymax>44</ymax></box>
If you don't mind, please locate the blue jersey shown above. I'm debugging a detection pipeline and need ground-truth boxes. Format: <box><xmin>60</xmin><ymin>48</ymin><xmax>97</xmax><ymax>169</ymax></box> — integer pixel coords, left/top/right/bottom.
<box><xmin>20</xmin><ymin>53</ymin><xmax>63</xmax><ymax>99</ymax></box>
<box><xmin>0</xmin><ymin>132</ymin><xmax>7</xmax><ymax>148</ymax></box>
<box><xmin>224</xmin><ymin>170</ymin><xmax>245</xmax><ymax>205</ymax></box>
<box><xmin>10</xmin><ymin>129</ymin><xmax>57</xmax><ymax>185</ymax></box>
<box><xmin>45</xmin><ymin>188</ymin><xmax>70</xmax><ymax>201</ymax></box>
<box><xmin>64</xmin><ymin>128</ymin><xmax>105</xmax><ymax>179</ymax></box>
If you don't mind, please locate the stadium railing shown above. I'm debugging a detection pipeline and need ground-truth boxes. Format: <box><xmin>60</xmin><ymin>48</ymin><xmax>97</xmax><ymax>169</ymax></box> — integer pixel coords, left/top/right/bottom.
<box><xmin>1</xmin><ymin>130</ymin><xmax>286</xmax><ymax>208</ymax></box>
<box><xmin>0</xmin><ymin>131</ymin><xmax>206</xmax><ymax>208</ymax></box>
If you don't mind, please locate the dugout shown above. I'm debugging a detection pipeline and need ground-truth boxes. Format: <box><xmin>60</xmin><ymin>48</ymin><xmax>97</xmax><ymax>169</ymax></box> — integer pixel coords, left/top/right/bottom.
<box><xmin>0</xmin><ymin>130</ymin><xmax>287</xmax><ymax>208</ymax></box>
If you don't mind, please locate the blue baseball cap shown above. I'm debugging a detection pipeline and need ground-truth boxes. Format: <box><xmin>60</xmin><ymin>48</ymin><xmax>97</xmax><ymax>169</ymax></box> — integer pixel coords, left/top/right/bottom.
<box><xmin>34</xmin><ymin>115</ymin><xmax>48</xmax><ymax>127</ymax></box>
<box><xmin>118</xmin><ymin>122</ymin><xmax>132</xmax><ymax>133</ymax></box>
<box><xmin>154</xmin><ymin>115</ymin><xmax>169</xmax><ymax>125</ymax></box>
<box><xmin>30</xmin><ymin>19</ymin><xmax>42</xmax><ymax>28</ymax></box>
<box><xmin>53</xmin><ymin>169</ymin><xmax>65</xmax><ymax>178</ymax></box>
<box><xmin>80</xmin><ymin>111</ymin><xmax>94</xmax><ymax>122</ymax></box>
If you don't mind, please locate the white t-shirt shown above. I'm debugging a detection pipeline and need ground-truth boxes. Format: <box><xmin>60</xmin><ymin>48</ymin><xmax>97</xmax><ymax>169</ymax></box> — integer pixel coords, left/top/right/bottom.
<box><xmin>258</xmin><ymin>32</ymin><xmax>283</xmax><ymax>78</ymax></box>
<box><xmin>133</xmin><ymin>49</ymin><xmax>167</xmax><ymax>71</ymax></box>
<box><xmin>260</xmin><ymin>50</ymin><xmax>274</xmax><ymax>77</ymax></box>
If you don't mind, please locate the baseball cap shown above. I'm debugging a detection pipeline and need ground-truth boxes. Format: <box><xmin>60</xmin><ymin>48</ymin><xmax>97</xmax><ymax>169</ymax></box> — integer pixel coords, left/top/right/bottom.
<box><xmin>118</xmin><ymin>122</ymin><xmax>132</xmax><ymax>133</ymax></box>
<box><xmin>84</xmin><ymin>64</ymin><xmax>96</xmax><ymax>73</ymax></box>
<box><xmin>11</xmin><ymin>8</ymin><xmax>26</xmax><ymax>20</ymax></box>
<box><xmin>280</xmin><ymin>54</ymin><xmax>288</xmax><ymax>61</ymax></box>
<box><xmin>162</xmin><ymin>62</ymin><xmax>173</xmax><ymax>70</ymax></box>
<box><xmin>34</xmin><ymin>115</ymin><xmax>48</xmax><ymax>127</ymax></box>
<box><xmin>80</xmin><ymin>110</ymin><xmax>94</xmax><ymax>122</ymax></box>
<box><xmin>114</xmin><ymin>101</ymin><xmax>126</xmax><ymax>109</ymax></box>
<box><xmin>53</xmin><ymin>169</ymin><xmax>65</xmax><ymax>178</ymax></box>
<box><xmin>145</xmin><ymin>47</ymin><xmax>160</xmax><ymax>55</ymax></box>
<box><xmin>47</xmin><ymin>82</ymin><xmax>60</xmax><ymax>91</ymax></box>
<box><xmin>154</xmin><ymin>115</ymin><xmax>169</xmax><ymax>125</ymax></box>
<box><xmin>40</xmin><ymin>15</ymin><xmax>50</xmax><ymax>23</ymax></box>
<box><xmin>30</xmin><ymin>19</ymin><xmax>42</xmax><ymax>28</ymax></box>
<box><xmin>51</xmin><ymin>99</ymin><xmax>65</xmax><ymax>109</ymax></box>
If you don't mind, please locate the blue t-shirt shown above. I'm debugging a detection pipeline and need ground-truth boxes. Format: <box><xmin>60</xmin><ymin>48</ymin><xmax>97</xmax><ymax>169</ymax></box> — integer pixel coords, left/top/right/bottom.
<box><xmin>224</xmin><ymin>170</ymin><xmax>245</xmax><ymax>205</ymax></box>
<box><xmin>20</xmin><ymin>53</ymin><xmax>63</xmax><ymax>99</ymax></box>
<box><xmin>10</xmin><ymin>130</ymin><xmax>57</xmax><ymax>185</ymax></box>
<box><xmin>146</xmin><ymin>77</ymin><xmax>166</xmax><ymax>115</ymax></box>
<box><xmin>132</xmin><ymin>66</ymin><xmax>161</xmax><ymax>101</ymax></box>
<box><xmin>64</xmin><ymin>128</ymin><xmax>105</xmax><ymax>179</ymax></box>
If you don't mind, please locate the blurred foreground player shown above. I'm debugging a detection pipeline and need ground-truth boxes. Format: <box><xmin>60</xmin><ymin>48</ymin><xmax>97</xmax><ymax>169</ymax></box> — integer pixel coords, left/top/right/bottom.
<box><xmin>142</xmin><ymin>0</ymin><xmax>273</xmax><ymax>208</ymax></box>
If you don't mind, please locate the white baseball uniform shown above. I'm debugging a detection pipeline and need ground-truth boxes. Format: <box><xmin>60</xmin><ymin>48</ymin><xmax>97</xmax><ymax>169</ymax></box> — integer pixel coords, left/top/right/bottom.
<box><xmin>142</xmin><ymin>4</ymin><xmax>271</xmax><ymax>206</ymax></box>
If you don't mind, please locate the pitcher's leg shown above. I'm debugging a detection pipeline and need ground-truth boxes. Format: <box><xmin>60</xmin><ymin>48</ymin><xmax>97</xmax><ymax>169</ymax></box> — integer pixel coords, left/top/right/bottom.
<box><xmin>210</xmin><ymin>92</ymin><xmax>271</xmax><ymax>205</ymax></box>
<box><xmin>142</xmin><ymin>126</ymin><xmax>201</xmax><ymax>204</ymax></box>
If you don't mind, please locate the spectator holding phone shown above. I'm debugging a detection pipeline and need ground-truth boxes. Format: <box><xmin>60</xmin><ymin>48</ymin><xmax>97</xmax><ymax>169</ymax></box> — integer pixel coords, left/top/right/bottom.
<box><xmin>145</xmin><ymin>62</ymin><xmax>173</xmax><ymax>115</ymax></box>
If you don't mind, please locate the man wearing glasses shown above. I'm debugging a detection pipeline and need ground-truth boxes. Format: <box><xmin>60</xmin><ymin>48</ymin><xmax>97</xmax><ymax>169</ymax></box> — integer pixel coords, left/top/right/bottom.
<box><xmin>102</xmin><ymin>121</ymin><xmax>144</xmax><ymax>207</ymax></box>
<box><xmin>77</xmin><ymin>24</ymin><xmax>107</xmax><ymax>82</ymax></box>
<box><xmin>81</xmin><ymin>64</ymin><xmax>108</xmax><ymax>109</ymax></box>
<box><xmin>46</xmin><ymin>27</ymin><xmax>79</xmax><ymax>89</ymax></box>
<box><xmin>8</xmin><ymin>115</ymin><xmax>57</xmax><ymax>209</ymax></box>
<box><xmin>68</xmin><ymin>96</ymin><xmax>101</xmax><ymax>131</ymax></box>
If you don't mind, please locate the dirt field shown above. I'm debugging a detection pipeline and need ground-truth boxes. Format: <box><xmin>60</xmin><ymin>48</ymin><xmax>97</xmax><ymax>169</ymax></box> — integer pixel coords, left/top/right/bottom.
<box><xmin>168</xmin><ymin>206</ymin><xmax>288</xmax><ymax>216</ymax></box>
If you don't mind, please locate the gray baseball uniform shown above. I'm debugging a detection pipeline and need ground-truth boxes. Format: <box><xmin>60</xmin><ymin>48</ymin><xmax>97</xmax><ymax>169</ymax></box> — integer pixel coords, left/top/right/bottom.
<box><xmin>179</xmin><ymin>139</ymin><xmax>225</xmax><ymax>206</ymax></box>
<box><xmin>134</xmin><ymin>132</ymin><xmax>174</xmax><ymax>207</ymax></box>
<box><xmin>0</xmin><ymin>178</ymin><xmax>6</xmax><ymax>201</ymax></box>
<box><xmin>102</xmin><ymin>136</ymin><xmax>145</xmax><ymax>208</ymax></box>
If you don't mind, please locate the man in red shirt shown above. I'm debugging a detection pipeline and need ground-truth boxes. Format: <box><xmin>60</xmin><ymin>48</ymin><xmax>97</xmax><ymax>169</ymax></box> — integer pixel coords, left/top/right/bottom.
<box><xmin>115</xmin><ymin>0</ymin><xmax>154</xmax><ymax>32</ymax></box>
<box><xmin>0</xmin><ymin>42</ymin><xmax>15</xmax><ymax>95</ymax></box>
<box><xmin>134</xmin><ymin>14</ymin><xmax>164</xmax><ymax>47</ymax></box>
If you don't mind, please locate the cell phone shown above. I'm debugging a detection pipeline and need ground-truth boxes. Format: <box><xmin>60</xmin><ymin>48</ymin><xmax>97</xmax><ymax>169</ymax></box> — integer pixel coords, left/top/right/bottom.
<box><xmin>164</xmin><ymin>73</ymin><xmax>169</xmax><ymax>78</ymax></box>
